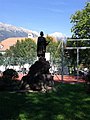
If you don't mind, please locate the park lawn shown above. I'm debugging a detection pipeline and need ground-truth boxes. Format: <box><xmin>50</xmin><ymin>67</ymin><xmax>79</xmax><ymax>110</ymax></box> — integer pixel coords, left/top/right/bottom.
<box><xmin>0</xmin><ymin>83</ymin><xmax>90</xmax><ymax>120</ymax></box>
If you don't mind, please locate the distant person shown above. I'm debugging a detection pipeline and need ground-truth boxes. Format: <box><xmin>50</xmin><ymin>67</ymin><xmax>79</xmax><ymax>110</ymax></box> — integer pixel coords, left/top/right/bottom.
<box><xmin>37</xmin><ymin>31</ymin><xmax>49</xmax><ymax>57</ymax></box>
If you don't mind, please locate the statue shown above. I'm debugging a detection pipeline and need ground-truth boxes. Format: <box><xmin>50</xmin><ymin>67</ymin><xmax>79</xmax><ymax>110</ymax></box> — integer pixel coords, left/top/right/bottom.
<box><xmin>20</xmin><ymin>31</ymin><xmax>54</xmax><ymax>92</ymax></box>
<box><xmin>37</xmin><ymin>31</ymin><xmax>49</xmax><ymax>57</ymax></box>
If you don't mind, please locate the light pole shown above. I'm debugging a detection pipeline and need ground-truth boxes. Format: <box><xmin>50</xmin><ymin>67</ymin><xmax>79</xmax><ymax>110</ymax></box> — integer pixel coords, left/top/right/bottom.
<box><xmin>76</xmin><ymin>48</ymin><xmax>79</xmax><ymax>79</ymax></box>
<box><xmin>61</xmin><ymin>39</ymin><xmax>64</xmax><ymax>82</ymax></box>
<box><xmin>61</xmin><ymin>37</ymin><xmax>66</xmax><ymax>82</ymax></box>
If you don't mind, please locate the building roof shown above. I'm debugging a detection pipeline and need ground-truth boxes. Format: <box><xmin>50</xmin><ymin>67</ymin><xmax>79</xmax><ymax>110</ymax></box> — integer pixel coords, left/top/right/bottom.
<box><xmin>0</xmin><ymin>37</ymin><xmax>36</xmax><ymax>51</ymax></box>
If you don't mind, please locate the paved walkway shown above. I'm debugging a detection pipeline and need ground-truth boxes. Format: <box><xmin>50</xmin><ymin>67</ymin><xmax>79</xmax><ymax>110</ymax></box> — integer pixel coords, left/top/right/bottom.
<box><xmin>17</xmin><ymin>74</ymin><xmax>85</xmax><ymax>83</ymax></box>
<box><xmin>53</xmin><ymin>75</ymin><xmax>85</xmax><ymax>83</ymax></box>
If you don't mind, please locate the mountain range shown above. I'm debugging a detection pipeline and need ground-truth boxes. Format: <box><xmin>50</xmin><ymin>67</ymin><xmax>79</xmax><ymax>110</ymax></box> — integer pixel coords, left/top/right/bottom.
<box><xmin>0</xmin><ymin>22</ymin><xmax>66</xmax><ymax>41</ymax></box>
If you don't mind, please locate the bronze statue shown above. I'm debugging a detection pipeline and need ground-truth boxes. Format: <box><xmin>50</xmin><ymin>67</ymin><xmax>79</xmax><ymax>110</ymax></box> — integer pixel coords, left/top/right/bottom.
<box><xmin>37</xmin><ymin>31</ymin><xmax>49</xmax><ymax>57</ymax></box>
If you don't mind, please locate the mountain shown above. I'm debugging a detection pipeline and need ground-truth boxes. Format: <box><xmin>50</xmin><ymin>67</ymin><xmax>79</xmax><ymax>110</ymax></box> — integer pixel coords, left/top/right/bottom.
<box><xmin>0</xmin><ymin>22</ymin><xmax>66</xmax><ymax>42</ymax></box>
<box><xmin>0</xmin><ymin>22</ymin><xmax>39</xmax><ymax>41</ymax></box>
<box><xmin>50</xmin><ymin>32</ymin><xmax>66</xmax><ymax>41</ymax></box>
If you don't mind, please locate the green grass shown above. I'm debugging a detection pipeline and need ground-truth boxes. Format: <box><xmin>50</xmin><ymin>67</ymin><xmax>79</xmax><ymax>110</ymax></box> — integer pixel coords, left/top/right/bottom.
<box><xmin>0</xmin><ymin>83</ymin><xmax>90</xmax><ymax>120</ymax></box>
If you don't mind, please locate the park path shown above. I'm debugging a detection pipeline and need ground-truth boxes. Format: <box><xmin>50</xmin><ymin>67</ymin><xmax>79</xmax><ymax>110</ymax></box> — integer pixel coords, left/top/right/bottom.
<box><xmin>53</xmin><ymin>75</ymin><xmax>85</xmax><ymax>83</ymax></box>
<box><xmin>17</xmin><ymin>74</ymin><xmax>85</xmax><ymax>83</ymax></box>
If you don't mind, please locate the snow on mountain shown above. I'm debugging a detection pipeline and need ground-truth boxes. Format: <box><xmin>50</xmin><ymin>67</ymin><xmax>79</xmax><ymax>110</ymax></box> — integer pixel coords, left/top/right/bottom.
<box><xmin>0</xmin><ymin>22</ymin><xmax>28</xmax><ymax>32</ymax></box>
<box><xmin>0</xmin><ymin>22</ymin><xmax>39</xmax><ymax>41</ymax></box>
<box><xmin>50</xmin><ymin>32</ymin><xmax>66</xmax><ymax>40</ymax></box>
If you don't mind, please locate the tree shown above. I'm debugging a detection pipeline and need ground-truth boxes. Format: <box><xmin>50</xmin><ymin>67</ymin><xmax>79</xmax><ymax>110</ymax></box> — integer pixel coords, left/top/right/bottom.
<box><xmin>5</xmin><ymin>38</ymin><xmax>37</xmax><ymax>65</ymax></box>
<box><xmin>4</xmin><ymin>36</ymin><xmax>62</xmax><ymax>67</ymax></box>
<box><xmin>46</xmin><ymin>35</ymin><xmax>62</xmax><ymax>64</ymax></box>
<box><xmin>70</xmin><ymin>2</ymin><xmax>90</xmax><ymax>39</ymax></box>
<box><xmin>0</xmin><ymin>53</ymin><xmax>4</xmax><ymax>65</ymax></box>
<box><xmin>68</xmin><ymin>2</ymin><xmax>90</xmax><ymax>69</ymax></box>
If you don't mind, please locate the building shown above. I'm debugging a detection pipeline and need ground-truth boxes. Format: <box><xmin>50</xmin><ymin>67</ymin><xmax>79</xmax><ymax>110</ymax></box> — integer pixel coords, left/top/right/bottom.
<box><xmin>0</xmin><ymin>37</ymin><xmax>37</xmax><ymax>54</ymax></box>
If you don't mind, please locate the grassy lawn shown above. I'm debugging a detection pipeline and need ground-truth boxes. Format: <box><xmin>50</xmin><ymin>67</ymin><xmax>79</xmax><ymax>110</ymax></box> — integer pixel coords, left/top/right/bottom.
<box><xmin>0</xmin><ymin>83</ymin><xmax>90</xmax><ymax>120</ymax></box>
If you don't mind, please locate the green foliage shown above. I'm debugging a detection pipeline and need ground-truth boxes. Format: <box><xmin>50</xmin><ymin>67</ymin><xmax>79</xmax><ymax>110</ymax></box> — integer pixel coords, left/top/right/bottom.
<box><xmin>0</xmin><ymin>53</ymin><xmax>4</xmax><ymax>65</ymax></box>
<box><xmin>5</xmin><ymin>38</ymin><xmax>37</xmax><ymax>64</ymax></box>
<box><xmin>46</xmin><ymin>36</ymin><xmax>62</xmax><ymax>63</ymax></box>
<box><xmin>4</xmin><ymin>37</ymin><xmax>62</xmax><ymax>65</ymax></box>
<box><xmin>70</xmin><ymin>2</ymin><xmax>90</xmax><ymax>39</ymax></box>
<box><xmin>67</xmin><ymin>2</ymin><xmax>90</xmax><ymax>68</ymax></box>
<box><xmin>65</xmin><ymin>39</ymin><xmax>90</xmax><ymax>68</ymax></box>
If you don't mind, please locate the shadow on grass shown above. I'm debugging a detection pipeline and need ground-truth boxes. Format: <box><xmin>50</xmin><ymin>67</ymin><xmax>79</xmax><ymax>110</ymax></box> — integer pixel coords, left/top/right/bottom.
<box><xmin>0</xmin><ymin>83</ymin><xmax>90</xmax><ymax>120</ymax></box>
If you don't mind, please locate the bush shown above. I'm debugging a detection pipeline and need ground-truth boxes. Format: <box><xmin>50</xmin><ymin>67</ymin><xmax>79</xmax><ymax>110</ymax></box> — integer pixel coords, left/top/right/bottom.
<box><xmin>0</xmin><ymin>69</ymin><xmax>21</xmax><ymax>91</ymax></box>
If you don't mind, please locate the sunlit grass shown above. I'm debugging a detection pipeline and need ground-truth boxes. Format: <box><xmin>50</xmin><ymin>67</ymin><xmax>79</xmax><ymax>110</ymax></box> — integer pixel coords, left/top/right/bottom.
<box><xmin>0</xmin><ymin>83</ymin><xmax>90</xmax><ymax>120</ymax></box>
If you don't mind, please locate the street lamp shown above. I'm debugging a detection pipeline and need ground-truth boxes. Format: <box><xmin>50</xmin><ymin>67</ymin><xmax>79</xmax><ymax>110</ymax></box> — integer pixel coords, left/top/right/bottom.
<box><xmin>61</xmin><ymin>37</ymin><xmax>67</xmax><ymax>82</ymax></box>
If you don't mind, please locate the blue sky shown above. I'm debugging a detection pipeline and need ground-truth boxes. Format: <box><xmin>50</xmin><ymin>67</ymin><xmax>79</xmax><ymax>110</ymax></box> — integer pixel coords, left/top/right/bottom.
<box><xmin>0</xmin><ymin>0</ymin><xmax>89</xmax><ymax>37</ymax></box>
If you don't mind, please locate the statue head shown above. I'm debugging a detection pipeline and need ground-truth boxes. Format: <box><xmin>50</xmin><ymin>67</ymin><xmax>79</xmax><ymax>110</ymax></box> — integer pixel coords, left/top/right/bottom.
<box><xmin>40</xmin><ymin>31</ymin><xmax>44</xmax><ymax>36</ymax></box>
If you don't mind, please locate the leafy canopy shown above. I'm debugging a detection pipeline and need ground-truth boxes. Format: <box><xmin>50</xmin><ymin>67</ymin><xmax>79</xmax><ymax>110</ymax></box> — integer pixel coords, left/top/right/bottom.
<box><xmin>5</xmin><ymin>38</ymin><xmax>37</xmax><ymax>65</ymax></box>
<box><xmin>70</xmin><ymin>2</ymin><xmax>90</xmax><ymax>39</ymax></box>
<box><xmin>64</xmin><ymin>2</ymin><xmax>90</xmax><ymax>68</ymax></box>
